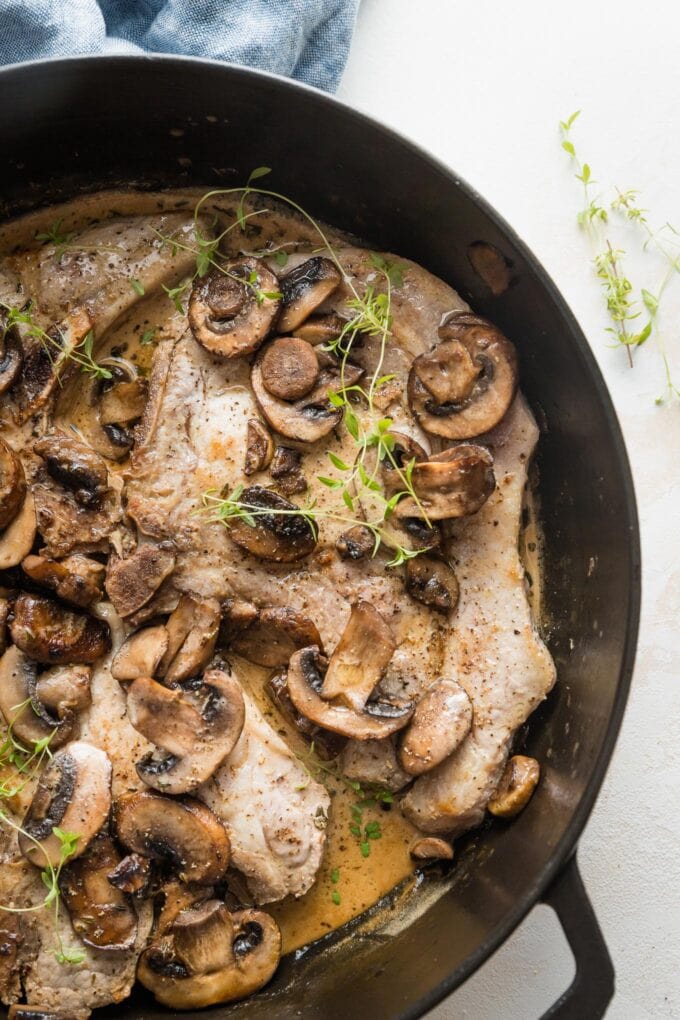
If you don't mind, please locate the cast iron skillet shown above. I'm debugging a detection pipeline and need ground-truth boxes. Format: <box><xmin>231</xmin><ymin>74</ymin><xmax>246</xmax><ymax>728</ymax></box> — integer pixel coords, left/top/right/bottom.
<box><xmin>0</xmin><ymin>56</ymin><xmax>640</xmax><ymax>1020</ymax></box>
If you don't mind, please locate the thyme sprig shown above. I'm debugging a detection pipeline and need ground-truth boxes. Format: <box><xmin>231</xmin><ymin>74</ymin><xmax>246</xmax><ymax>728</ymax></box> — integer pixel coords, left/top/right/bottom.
<box><xmin>560</xmin><ymin>111</ymin><xmax>679</xmax><ymax>401</ymax></box>
<box><xmin>0</xmin><ymin>302</ymin><xmax>112</xmax><ymax>381</ymax></box>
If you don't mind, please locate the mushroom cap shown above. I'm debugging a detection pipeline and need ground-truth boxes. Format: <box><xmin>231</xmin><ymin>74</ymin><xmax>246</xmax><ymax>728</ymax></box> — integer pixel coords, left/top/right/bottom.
<box><xmin>251</xmin><ymin>341</ymin><xmax>363</xmax><ymax>443</ymax></box>
<box><xmin>399</xmin><ymin>679</ymin><xmax>473</xmax><ymax>776</ymax></box>
<box><xmin>19</xmin><ymin>741</ymin><xmax>112</xmax><ymax>869</ymax></box>
<box><xmin>0</xmin><ymin>439</ymin><xmax>26</xmax><ymax>531</ymax></box>
<box><xmin>295</xmin><ymin>312</ymin><xmax>348</xmax><ymax>347</ymax></box>
<box><xmin>408</xmin><ymin>312</ymin><xmax>518</xmax><ymax>440</ymax></box>
<box><xmin>286</xmin><ymin>647</ymin><xmax>413</xmax><ymax>740</ymax></box>
<box><xmin>394</xmin><ymin>444</ymin><xmax>495</xmax><ymax>521</ymax></box>
<box><xmin>104</xmin><ymin>543</ymin><xmax>176</xmax><ymax>619</ymax></box>
<box><xmin>0</xmin><ymin>490</ymin><xmax>36</xmax><ymax>570</ymax></box>
<box><xmin>21</xmin><ymin>552</ymin><xmax>105</xmax><ymax>608</ymax></box>
<box><xmin>266</xmin><ymin>670</ymin><xmax>346</xmax><ymax>761</ymax></box>
<box><xmin>159</xmin><ymin>595</ymin><xmax>221</xmax><ymax>685</ymax></box>
<box><xmin>111</xmin><ymin>624</ymin><xmax>170</xmax><ymax>682</ymax></box>
<box><xmin>260</xmin><ymin>337</ymin><xmax>320</xmax><ymax>400</ymax></box>
<box><xmin>409</xmin><ymin>836</ymin><xmax>454</xmax><ymax>861</ymax></box>
<box><xmin>188</xmin><ymin>258</ymin><xmax>281</xmax><ymax>359</ymax></box>
<box><xmin>0</xmin><ymin>646</ymin><xmax>79</xmax><ymax>749</ymax></box>
<box><xmin>128</xmin><ymin>669</ymin><xmax>246</xmax><ymax>793</ymax></box>
<box><xmin>9</xmin><ymin>592</ymin><xmax>111</xmax><ymax>665</ymax></box>
<box><xmin>115</xmin><ymin>790</ymin><xmax>230</xmax><ymax>885</ymax></box>
<box><xmin>60</xmin><ymin>833</ymin><xmax>138</xmax><ymax>950</ymax></box>
<box><xmin>229</xmin><ymin>606</ymin><xmax>323</xmax><ymax>668</ymax></box>
<box><xmin>487</xmin><ymin>754</ymin><xmax>540</xmax><ymax>818</ymax></box>
<box><xmin>278</xmin><ymin>256</ymin><xmax>342</xmax><ymax>334</ymax></box>
<box><xmin>34</xmin><ymin>429</ymin><xmax>109</xmax><ymax>510</ymax></box>
<box><xmin>244</xmin><ymin>419</ymin><xmax>274</xmax><ymax>476</ymax></box>
<box><xmin>137</xmin><ymin>905</ymin><xmax>281</xmax><ymax>1009</ymax></box>
<box><xmin>224</xmin><ymin>486</ymin><xmax>317</xmax><ymax>562</ymax></box>
<box><xmin>320</xmin><ymin>601</ymin><xmax>396</xmax><ymax>711</ymax></box>
<box><xmin>404</xmin><ymin>555</ymin><xmax>459</xmax><ymax>614</ymax></box>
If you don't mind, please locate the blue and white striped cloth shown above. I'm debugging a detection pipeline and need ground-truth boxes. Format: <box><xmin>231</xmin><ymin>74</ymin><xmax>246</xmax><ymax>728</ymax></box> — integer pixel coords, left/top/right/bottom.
<box><xmin>0</xmin><ymin>0</ymin><xmax>359</xmax><ymax>92</ymax></box>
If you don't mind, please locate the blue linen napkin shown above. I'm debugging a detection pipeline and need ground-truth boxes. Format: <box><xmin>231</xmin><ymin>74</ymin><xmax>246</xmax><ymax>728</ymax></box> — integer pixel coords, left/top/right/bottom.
<box><xmin>0</xmin><ymin>0</ymin><xmax>359</xmax><ymax>91</ymax></box>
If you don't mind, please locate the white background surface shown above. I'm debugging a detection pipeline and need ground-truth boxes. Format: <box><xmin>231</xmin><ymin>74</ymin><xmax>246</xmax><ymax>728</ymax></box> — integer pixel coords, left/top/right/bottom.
<box><xmin>339</xmin><ymin>2</ymin><xmax>680</xmax><ymax>1017</ymax></box>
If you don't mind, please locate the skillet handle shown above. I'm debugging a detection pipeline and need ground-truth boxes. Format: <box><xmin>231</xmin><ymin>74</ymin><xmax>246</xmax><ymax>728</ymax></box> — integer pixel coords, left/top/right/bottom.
<box><xmin>540</xmin><ymin>853</ymin><xmax>614</xmax><ymax>1019</ymax></box>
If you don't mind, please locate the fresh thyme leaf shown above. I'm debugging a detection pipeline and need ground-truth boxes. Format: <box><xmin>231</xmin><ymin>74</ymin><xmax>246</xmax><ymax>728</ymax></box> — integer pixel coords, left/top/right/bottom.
<box><xmin>140</xmin><ymin>327</ymin><xmax>157</xmax><ymax>345</ymax></box>
<box><xmin>331</xmin><ymin>890</ymin><xmax>341</xmax><ymax>905</ymax></box>
<box><xmin>330</xmin><ymin>868</ymin><xmax>340</xmax><ymax>884</ymax></box>
<box><xmin>130</xmin><ymin>278</ymin><xmax>145</xmax><ymax>296</ymax></box>
<box><xmin>360</xmin><ymin>842</ymin><xmax>371</xmax><ymax>858</ymax></box>
<box><xmin>641</xmin><ymin>289</ymin><xmax>659</xmax><ymax>314</ymax></box>
<box><xmin>163</xmin><ymin>280</ymin><xmax>191</xmax><ymax>313</ymax></box>
<box><xmin>275</xmin><ymin>250</ymin><xmax>289</xmax><ymax>267</ymax></box>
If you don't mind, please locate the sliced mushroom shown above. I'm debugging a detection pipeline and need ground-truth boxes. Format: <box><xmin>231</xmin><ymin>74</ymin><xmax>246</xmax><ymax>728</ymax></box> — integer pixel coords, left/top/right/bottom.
<box><xmin>251</xmin><ymin>342</ymin><xmax>363</xmax><ymax>443</ymax></box>
<box><xmin>0</xmin><ymin>490</ymin><xmax>36</xmax><ymax>570</ymax></box>
<box><xmin>82</xmin><ymin>358</ymin><xmax>146</xmax><ymax>461</ymax></box>
<box><xmin>158</xmin><ymin>594</ymin><xmax>221</xmax><ymax>684</ymax></box>
<box><xmin>286</xmin><ymin>647</ymin><xmax>413</xmax><ymax>741</ymax></box>
<box><xmin>223</xmin><ymin>486</ymin><xmax>316</xmax><ymax>562</ymax></box>
<box><xmin>404</xmin><ymin>555</ymin><xmax>459</xmax><ymax>614</ymax></box>
<box><xmin>115</xmin><ymin>791</ymin><xmax>230</xmax><ymax>885</ymax></box>
<box><xmin>19</xmin><ymin>741</ymin><xmax>112</xmax><ymax>869</ymax></box>
<box><xmin>410</xmin><ymin>836</ymin><xmax>454</xmax><ymax>861</ymax></box>
<box><xmin>278</xmin><ymin>257</ymin><xmax>341</xmax><ymax>334</ymax></box>
<box><xmin>487</xmin><ymin>755</ymin><xmax>540</xmax><ymax>818</ymax></box>
<box><xmin>399</xmin><ymin>679</ymin><xmax>473</xmax><ymax>776</ymax></box>
<box><xmin>9</xmin><ymin>592</ymin><xmax>111</xmax><ymax>665</ymax></box>
<box><xmin>60</xmin><ymin>833</ymin><xmax>137</xmax><ymax>950</ymax></box>
<box><xmin>295</xmin><ymin>312</ymin><xmax>347</xmax><ymax>346</ymax></box>
<box><xmin>34</xmin><ymin>429</ymin><xmax>109</xmax><ymax>509</ymax></box>
<box><xmin>260</xmin><ymin>337</ymin><xmax>320</xmax><ymax>400</ymax></box>
<box><xmin>155</xmin><ymin>879</ymin><xmax>211</xmax><ymax>936</ymax></box>
<box><xmin>137</xmin><ymin>903</ymin><xmax>281</xmax><ymax>1009</ymax></box>
<box><xmin>0</xmin><ymin>646</ymin><xmax>78</xmax><ymax>749</ymax></box>
<box><xmin>188</xmin><ymin>258</ymin><xmax>281</xmax><ymax>359</ymax></box>
<box><xmin>99</xmin><ymin>378</ymin><xmax>148</xmax><ymax>426</ymax></box>
<box><xmin>244</xmin><ymin>419</ymin><xmax>274</xmax><ymax>476</ymax></box>
<box><xmin>104</xmin><ymin>543</ymin><xmax>176</xmax><ymax>618</ymax></box>
<box><xmin>269</xmin><ymin>445</ymin><xmax>307</xmax><ymax>493</ymax></box>
<box><xmin>218</xmin><ymin>598</ymin><xmax>259</xmax><ymax>646</ymax></box>
<box><xmin>320</xmin><ymin>602</ymin><xmax>396</xmax><ymax>711</ymax></box>
<box><xmin>394</xmin><ymin>445</ymin><xmax>495</xmax><ymax>521</ymax></box>
<box><xmin>0</xmin><ymin>439</ymin><xmax>26</xmax><ymax>531</ymax></box>
<box><xmin>230</xmin><ymin>606</ymin><xmax>322</xmax><ymax>668</ymax></box>
<box><xmin>111</xmin><ymin>625</ymin><xmax>169</xmax><ymax>682</ymax></box>
<box><xmin>336</xmin><ymin>524</ymin><xmax>375</xmax><ymax>561</ymax></box>
<box><xmin>266</xmin><ymin>670</ymin><xmax>346</xmax><ymax>761</ymax></box>
<box><xmin>107</xmin><ymin>852</ymin><xmax>152</xmax><ymax>897</ymax></box>
<box><xmin>21</xmin><ymin>552</ymin><xmax>105</xmax><ymax>607</ymax></box>
<box><xmin>355</xmin><ymin>432</ymin><xmax>441</xmax><ymax>553</ymax></box>
<box><xmin>408</xmin><ymin>312</ymin><xmax>518</xmax><ymax>439</ymax></box>
<box><xmin>15</xmin><ymin>308</ymin><xmax>93</xmax><ymax>424</ymax></box>
<box><xmin>129</xmin><ymin>669</ymin><xmax>245</xmax><ymax>793</ymax></box>
<box><xmin>0</xmin><ymin>598</ymin><xmax>8</xmax><ymax>655</ymax></box>
<box><xmin>0</xmin><ymin>312</ymin><xmax>22</xmax><ymax>395</ymax></box>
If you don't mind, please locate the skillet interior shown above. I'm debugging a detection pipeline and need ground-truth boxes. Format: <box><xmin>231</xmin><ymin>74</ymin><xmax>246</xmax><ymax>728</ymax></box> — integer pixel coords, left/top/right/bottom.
<box><xmin>0</xmin><ymin>56</ymin><xmax>640</xmax><ymax>1020</ymax></box>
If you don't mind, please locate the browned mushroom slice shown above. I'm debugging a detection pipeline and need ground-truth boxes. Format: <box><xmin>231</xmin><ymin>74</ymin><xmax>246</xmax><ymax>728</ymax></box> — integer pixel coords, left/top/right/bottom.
<box><xmin>394</xmin><ymin>445</ymin><xmax>495</xmax><ymax>521</ymax></box>
<box><xmin>404</xmin><ymin>555</ymin><xmax>459</xmax><ymax>614</ymax></box>
<box><xmin>230</xmin><ymin>606</ymin><xmax>322</xmax><ymax>667</ymax></box>
<box><xmin>188</xmin><ymin>258</ymin><xmax>281</xmax><ymax>359</ymax></box>
<box><xmin>0</xmin><ymin>491</ymin><xmax>36</xmax><ymax>570</ymax></box>
<box><xmin>269</xmin><ymin>445</ymin><xmax>307</xmax><ymax>495</ymax></box>
<box><xmin>21</xmin><ymin>552</ymin><xmax>105</xmax><ymax>608</ymax></box>
<box><xmin>0</xmin><ymin>647</ymin><xmax>79</xmax><ymax>749</ymax></box>
<box><xmin>19</xmin><ymin>741</ymin><xmax>112</xmax><ymax>869</ymax></box>
<box><xmin>320</xmin><ymin>602</ymin><xmax>396</xmax><ymax>711</ymax></box>
<box><xmin>266</xmin><ymin>670</ymin><xmax>346</xmax><ymax>761</ymax></box>
<box><xmin>251</xmin><ymin>343</ymin><xmax>363</xmax><ymax>443</ymax></box>
<box><xmin>99</xmin><ymin>377</ymin><xmax>148</xmax><ymax>426</ymax></box>
<box><xmin>128</xmin><ymin>669</ymin><xmax>245</xmax><ymax>793</ymax></box>
<box><xmin>278</xmin><ymin>257</ymin><xmax>342</xmax><ymax>334</ymax></box>
<box><xmin>35</xmin><ymin>663</ymin><xmax>92</xmax><ymax>717</ymax></box>
<box><xmin>104</xmin><ymin>543</ymin><xmax>176</xmax><ymax>618</ymax></box>
<box><xmin>410</xmin><ymin>836</ymin><xmax>454</xmax><ymax>861</ymax></box>
<box><xmin>243</xmin><ymin>419</ymin><xmax>274</xmax><ymax>476</ymax></box>
<box><xmin>0</xmin><ymin>598</ymin><xmax>8</xmax><ymax>656</ymax></box>
<box><xmin>0</xmin><ymin>438</ymin><xmax>26</xmax><ymax>531</ymax></box>
<box><xmin>137</xmin><ymin>902</ymin><xmax>281</xmax><ymax>1009</ymax></box>
<box><xmin>487</xmin><ymin>755</ymin><xmax>540</xmax><ymax>818</ymax></box>
<box><xmin>399</xmin><ymin>680</ymin><xmax>473</xmax><ymax>776</ymax></box>
<box><xmin>111</xmin><ymin>624</ymin><xmax>169</xmax><ymax>682</ymax></box>
<box><xmin>286</xmin><ymin>647</ymin><xmax>413</xmax><ymax>741</ymax></box>
<box><xmin>336</xmin><ymin>524</ymin><xmax>376</xmax><ymax>561</ymax></box>
<box><xmin>159</xmin><ymin>595</ymin><xmax>221</xmax><ymax>685</ymax></box>
<box><xmin>224</xmin><ymin>486</ymin><xmax>316</xmax><ymax>562</ymax></box>
<box><xmin>107</xmin><ymin>852</ymin><xmax>152</xmax><ymax>897</ymax></box>
<box><xmin>260</xmin><ymin>337</ymin><xmax>320</xmax><ymax>400</ymax></box>
<box><xmin>115</xmin><ymin>791</ymin><xmax>230</xmax><ymax>885</ymax></box>
<box><xmin>0</xmin><ymin>309</ymin><xmax>22</xmax><ymax>396</ymax></box>
<box><xmin>295</xmin><ymin>312</ymin><xmax>347</xmax><ymax>346</ymax></box>
<box><xmin>34</xmin><ymin>428</ymin><xmax>109</xmax><ymax>509</ymax></box>
<box><xmin>60</xmin><ymin>833</ymin><xmax>137</xmax><ymax>951</ymax></box>
<box><xmin>9</xmin><ymin>593</ymin><xmax>111</xmax><ymax>665</ymax></box>
<box><xmin>15</xmin><ymin>307</ymin><xmax>93</xmax><ymax>423</ymax></box>
<box><xmin>355</xmin><ymin>431</ymin><xmax>441</xmax><ymax>553</ymax></box>
<box><xmin>155</xmin><ymin>879</ymin><xmax>211</xmax><ymax>936</ymax></box>
<box><xmin>218</xmin><ymin>598</ymin><xmax>259</xmax><ymax>646</ymax></box>
<box><xmin>408</xmin><ymin>312</ymin><xmax>518</xmax><ymax>439</ymax></box>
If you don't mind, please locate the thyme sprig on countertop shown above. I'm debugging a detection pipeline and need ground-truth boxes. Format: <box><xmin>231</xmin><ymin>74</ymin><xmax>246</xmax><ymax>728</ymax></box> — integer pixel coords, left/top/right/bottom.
<box><xmin>560</xmin><ymin>110</ymin><xmax>679</xmax><ymax>403</ymax></box>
